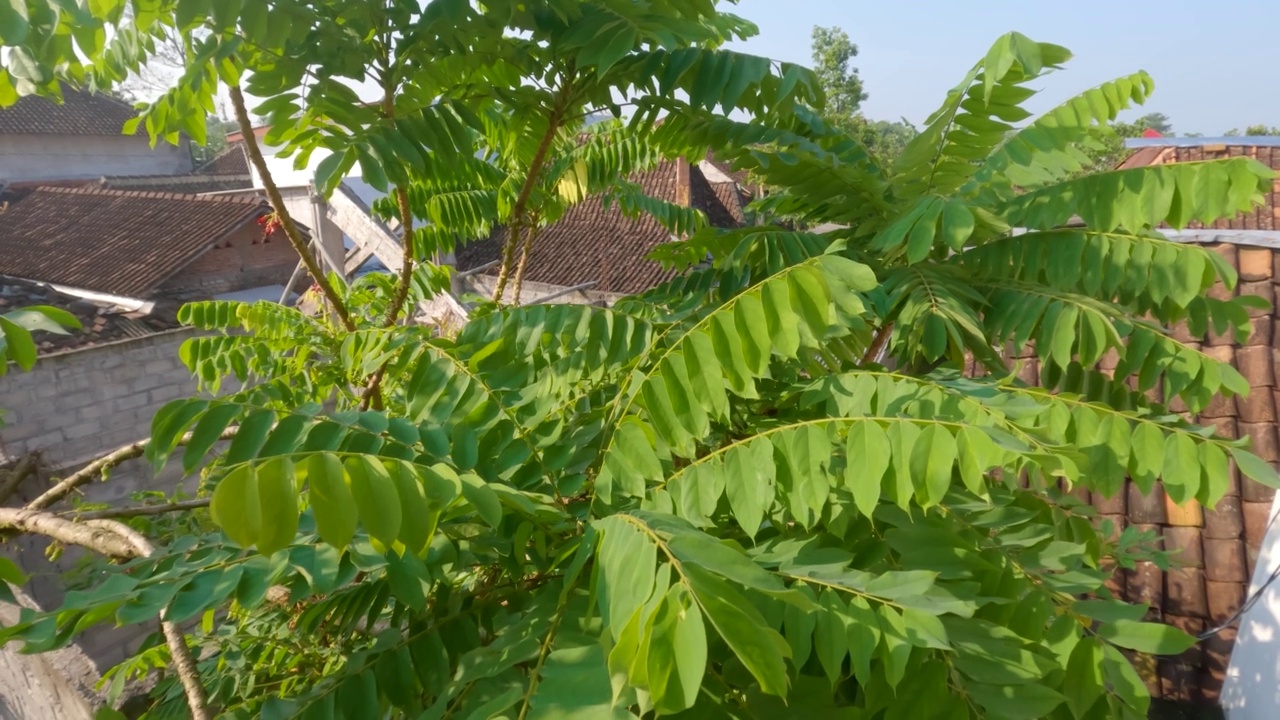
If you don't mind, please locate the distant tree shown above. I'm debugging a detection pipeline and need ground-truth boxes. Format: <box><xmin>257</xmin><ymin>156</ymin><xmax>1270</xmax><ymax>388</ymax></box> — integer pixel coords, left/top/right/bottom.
<box><xmin>809</xmin><ymin>26</ymin><xmax>917</xmax><ymax>165</ymax></box>
<box><xmin>1136</xmin><ymin>112</ymin><xmax>1172</xmax><ymax>135</ymax></box>
<box><xmin>1081</xmin><ymin>113</ymin><xmax>1172</xmax><ymax>174</ymax></box>
<box><xmin>810</xmin><ymin>26</ymin><xmax>867</xmax><ymax>117</ymax></box>
<box><xmin>1226</xmin><ymin>124</ymin><xmax>1280</xmax><ymax>136</ymax></box>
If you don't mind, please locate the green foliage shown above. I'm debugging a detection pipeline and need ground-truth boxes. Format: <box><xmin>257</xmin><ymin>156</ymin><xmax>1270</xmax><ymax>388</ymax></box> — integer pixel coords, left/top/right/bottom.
<box><xmin>0</xmin><ymin>305</ymin><xmax>80</xmax><ymax>376</ymax></box>
<box><xmin>4</xmin><ymin>10</ymin><xmax>1279</xmax><ymax>720</ymax></box>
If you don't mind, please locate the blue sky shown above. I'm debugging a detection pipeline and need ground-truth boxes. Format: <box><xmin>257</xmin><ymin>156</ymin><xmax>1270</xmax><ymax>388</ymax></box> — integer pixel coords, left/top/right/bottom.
<box><xmin>724</xmin><ymin>0</ymin><xmax>1279</xmax><ymax>136</ymax></box>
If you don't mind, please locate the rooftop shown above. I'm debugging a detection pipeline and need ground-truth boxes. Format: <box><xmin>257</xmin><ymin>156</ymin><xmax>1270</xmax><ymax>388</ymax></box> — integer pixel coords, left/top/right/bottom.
<box><xmin>0</xmin><ymin>186</ymin><xmax>271</xmax><ymax>298</ymax></box>
<box><xmin>455</xmin><ymin>159</ymin><xmax>747</xmax><ymax>295</ymax></box>
<box><xmin>0</xmin><ymin>88</ymin><xmax>141</xmax><ymax>137</ymax></box>
<box><xmin>0</xmin><ymin>278</ymin><xmax>180</xmax><ymax>355</ymax></box>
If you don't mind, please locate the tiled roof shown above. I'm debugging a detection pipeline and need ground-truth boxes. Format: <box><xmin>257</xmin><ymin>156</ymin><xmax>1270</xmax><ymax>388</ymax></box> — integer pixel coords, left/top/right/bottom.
<box><xmin>977</xmin><ymin>241</ymin><xmax>1279</xmax><ymax>705</ymax></box>
<box><xmin>455</xmin><ymin>160</ymin><xmax>746</xmax><ymax>296</ymax></box>
<box><xmin>0</xmin><ymin>186</ymin><xmax>270</xmax><ymax>298</ymax></box>
<box><xmin>0</xmin><ymin>278</ymin><xmax>180</xmax><ymax>354</ymax></box>
<box><xmin>0</xmin><ymin>87</ymin><xmax>140</xmax><ymax>137</ymax></box>
<box><xmin>1119</xmin><ymin>143</ymin><xmax>1280</xmax><ymax>230</ymax></box>
<box><xmin>195</xmin><ymin>143</ymin><xmax>250</xmax><ymax>176</ymax></box>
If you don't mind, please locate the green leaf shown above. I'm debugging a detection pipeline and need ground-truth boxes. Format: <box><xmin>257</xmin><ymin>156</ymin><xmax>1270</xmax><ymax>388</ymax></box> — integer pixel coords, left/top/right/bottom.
<box><xmin>845</xmin><ymin>421</ymin><xmax>889</xmax><ymax>518</ymax></box>
<box><xmin>911</xmin><ymin>424</ymin><xmax>956</xmax><ymax>508</ymax></box>
<box><xmin>725</xmin><ymin>438</ymin><xmax>772</xmax><ymax>537</ymax></box>
<box><xmin>1232</xmin><ymin>447</ymin><xmax>1280</xmax><ymax>489</ymax></box>
<box><xmin>646</xmin><ymin>585</ymin><xmax>707</xmax><ymax>714</ymax></box>
<box><xmin>596</xmin><ymin>516</ymin><xmax>658</xmax><ymax>638</ymax></box>
<box><xmin>1064</xmin><ymin>637</ymin><xmax>1106</xmax><ymax>718</ymax></box>
<box><xmin>965</xmin><ymin>681</ymin><xmax>1066</xmax><ymax>720</ymax></box>
<box><xmin>211</xmin><ymin>465</ymin><xmax>261</xmax><ymax>548</ymax></box>
<box><xmin>306</xmin><ymin>453</ymin><xmax>358</xmax><ymax>549</ymax></box>
<box><xmin>683</xmin><ymin>564</ymin><xmax>790</xmax><ymax>697</ymax></box>
<box><xmin>255</xmin><ymin>457</ymin><xmax>298</xmax><ymax>555</ymax></box>
<box><xmin>344</xmin><ymin>456</ymin><xmax>402</xmax><ymax>548</ymax></box>
<box><xmin>460</xmin><ymin>473</ymin><xmax>502</xmax><ymax>528</ymax></box>
<box><xmin>1095</xmin><ymin>620</ymin><xmax>1196</xmax><ymax>655</ymax></box>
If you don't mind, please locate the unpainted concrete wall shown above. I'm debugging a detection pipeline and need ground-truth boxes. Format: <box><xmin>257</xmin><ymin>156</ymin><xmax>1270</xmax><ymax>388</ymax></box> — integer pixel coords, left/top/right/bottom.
<box><xmin>0</xmin><ymin>134</ymin><xmax>192</xmax><ymax>183</ymax></box>
<box><xmin>0</xmin><ymin>329</ymin><xmax>204</xmax><ymax>670</ymax></box>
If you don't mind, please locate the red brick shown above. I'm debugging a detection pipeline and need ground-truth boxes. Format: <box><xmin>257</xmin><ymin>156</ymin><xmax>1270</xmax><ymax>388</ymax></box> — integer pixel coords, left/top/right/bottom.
<box><xmin>1165</xmin><ymin>527</ymin><xmax>1205</xmax><ymax>567</ymax></box>
<box><xmin>1128</xmin><ymin>561</ymin><xmax>1164</xmax><ymax>609</ymax></box>
<box><xmin>1128</xmin><ymin>483</ymin><xmax>1168</xmax><ymax>524</ymax></box>
<box><xmin>1210</xmin><ymin>242</ymin><xmax>1238</xmax><ymax>265</ymax></box>
<box><xmin>1240</xmin><ymin>422</ymin><xmax>1280</xmax><ymax>462</ymax></box>
<box><xmin>1165</xmin><ymin>567</ymin><xmax>1208</xmax><ymax>617</ymax></box>
<box><xmin>1208</xmin><ymin>279</ymin><xmax>1236</xmax><ymax>302</ymax></box>
<box><xmin>1204</xmin><ymin>538</ymin><xmax>1247</xmax><ymax>583</ymax></box>
<box><xmin>1235</xmin><ymin>346</ymin><xmax>1275</xmax><ymax>387</ymax></box>
<box><xmin>1206</xmin><ymin>581</ymin><xmax>1246</xmax><ymax>625</ymax></box>
<box><xmin>1204</xmin><ymin>495</ymin><xmax>1244</xmax><ymax>539</ymax></box>
<box><xmin>1163</xmin><ymin>613</ymin><xmax>1206</xmax><ymax>639</ymax></box>
<box><xmin>1239</xmin><ymin>247</ymin><xmax>1274</xmax><ymax>281</ymax></box>
<box><xmin>1240</xmin><ymin>280</ymin><xmax>1275</xmax><ymax>317</ymax></box>
<box><xmin>1243</xmin><ymin>500</ymin><xmax>1273</xmax><ymax>549</ymax></box>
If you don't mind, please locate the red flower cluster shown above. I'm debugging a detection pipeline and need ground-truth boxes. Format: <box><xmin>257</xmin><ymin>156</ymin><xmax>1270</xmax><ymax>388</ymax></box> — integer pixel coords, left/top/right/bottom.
<box><xmin>257</xmin><ymin>212</ymin><xmax>283</xmax><ymax>241</ymax></box>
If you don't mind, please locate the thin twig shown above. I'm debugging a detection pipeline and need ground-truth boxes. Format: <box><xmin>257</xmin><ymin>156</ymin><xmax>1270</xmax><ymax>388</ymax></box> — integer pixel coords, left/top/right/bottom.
<box><xmin>88</xmin><ymin>520</ymin><xmax>214</xmax><ymax>720</ymax></box>
<box><xmin>26</xmin><ymin>427</ymin><xmax>238</xmax><ymax>512</ymax></box>
<box><xmin>64</xmin><ymin>498</ymin><xmax>211</xmax><ymax>521</ymax></box>
<box><xmin>228</xmin><ymin>85</ymin><xmax>355</xmax><ymax>332</ymax></box>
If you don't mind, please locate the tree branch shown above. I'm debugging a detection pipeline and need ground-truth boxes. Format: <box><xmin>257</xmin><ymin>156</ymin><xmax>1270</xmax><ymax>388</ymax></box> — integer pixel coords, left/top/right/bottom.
<box><xmin>87</xmin><ymin>520</ymin><xmax>214</xmax><ymax>720</ymax></box>
<box><xmin>228</xmin><ymin>84</ymin><xmax>355</xmax><ymax>332</ymax></box>
<box><xmin>0</xmin><ymin>507</ymin><xmax>141</xmax><ymax>558</ymax></box>
<box><xmin>64</xmin><ymin>498</ymin><xmax>211</xmax><ymax>521</ymax></box>
<box><xmin>25</xmin><ymin>427</ymin><xmax>238</xmax><ymax>512</ymax></box>
<box><xmin>492</xmin><ymin>74</ymin><xmax>577</xmax><ymax>304</ymax></box>
<box><xmin>0</xmin><ymin>452</ymin><xmax>38</xmax><ymax>505</ymax></box>
<box><xmin>861</xmin><ymin>323</ymin><xmax>894</xmax><ymax>366</ymax></box>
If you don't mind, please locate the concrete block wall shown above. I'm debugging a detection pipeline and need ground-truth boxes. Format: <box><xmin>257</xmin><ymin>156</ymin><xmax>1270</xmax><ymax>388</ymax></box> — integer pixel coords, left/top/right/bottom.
<box><xmin>1</xmin><ymin>329</ymin><xmax>206</xmax><ymax>669</ymax></box>
<box><xmin>0</xmin><ymin>134</ymin><xmax>193</xmax><ymax>183</ymax></box>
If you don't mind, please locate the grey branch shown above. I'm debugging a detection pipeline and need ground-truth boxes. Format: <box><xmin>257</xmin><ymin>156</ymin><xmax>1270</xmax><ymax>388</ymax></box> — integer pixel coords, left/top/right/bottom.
<box><xmin>25</xmin><ymin>427</ymin><xmax>238</xmax><ymax>512</ymax></box>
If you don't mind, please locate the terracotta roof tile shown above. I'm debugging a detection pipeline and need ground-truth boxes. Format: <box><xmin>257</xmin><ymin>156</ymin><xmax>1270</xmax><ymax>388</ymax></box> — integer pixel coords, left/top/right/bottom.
<box><xmin>0</xmin><ymin>278</ymin><xmax>180</xmax><ymax>354</ymax></box>
<box><xmin>455</xmin><ymin>160</ymin><xmax>744</xmax><ymax>295</ymax></box>
<box><xmin>987</xmin><ymin>238</ymin><xmax>1280</xmax><ymax>704</ymax></box>
<box><xmin>0</xmin><ymin>87</ymin><xmax>141</xmax><ymax>136</ymax></box>
<box><xmin>0</xmin><ymin>186</ymin><xmax>269</xmax><ymax>297</ymax></box>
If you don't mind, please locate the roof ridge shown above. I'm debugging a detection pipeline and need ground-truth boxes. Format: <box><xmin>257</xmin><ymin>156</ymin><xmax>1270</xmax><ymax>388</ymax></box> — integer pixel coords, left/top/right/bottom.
<box><xmin>34</xmin><ymin>185</ymin><xmax>265</xmax><ymax>205</ymax></box>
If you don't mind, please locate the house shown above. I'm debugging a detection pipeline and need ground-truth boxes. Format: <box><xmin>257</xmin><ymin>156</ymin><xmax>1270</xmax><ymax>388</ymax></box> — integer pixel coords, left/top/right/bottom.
<box><xmin>454</xmin><ymin>158</ymin><xmax>751</xmax><ymax>304</ymax></box>
<box><xmin>0</xmin><ymin>186</ymin><xmax>299</xmax><ymax>301</ymax></box>
<box><xmin>1000</xmin><ymin>137</ymin><xmax>1280</xmax><ymax>715</ymax></box>
<box><xmin>0</xmin><ymin>88</ymin><xmax>192</xmax><ymax>183</ymax></box>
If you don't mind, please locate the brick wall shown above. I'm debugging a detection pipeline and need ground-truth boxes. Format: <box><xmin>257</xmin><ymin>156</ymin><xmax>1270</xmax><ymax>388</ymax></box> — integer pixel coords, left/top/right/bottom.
<box><xmin>0</xmin><ymin>329</ymin><xmax>205</xmax><ymax>669</ymax></box>
<box><xmin>160</xmin><ymin>223</ymin><xmax>298</xmax><ymax>296</ymax></box>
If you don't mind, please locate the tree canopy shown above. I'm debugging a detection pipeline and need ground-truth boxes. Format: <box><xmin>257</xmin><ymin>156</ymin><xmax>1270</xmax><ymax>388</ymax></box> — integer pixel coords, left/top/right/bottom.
<box><xmin>0</xmin><ymin>4</ymin><xmax>1277</xmax><ymax>719</ymax></box>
